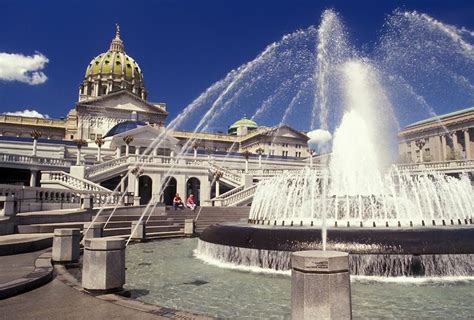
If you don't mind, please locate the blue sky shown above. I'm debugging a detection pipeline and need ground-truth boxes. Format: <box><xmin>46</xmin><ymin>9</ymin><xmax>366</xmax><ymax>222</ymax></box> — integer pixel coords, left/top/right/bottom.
<box><xmin>0</xmin><ymin>0</ymin><xmax>473</xmax><ymax>128</ymax></box>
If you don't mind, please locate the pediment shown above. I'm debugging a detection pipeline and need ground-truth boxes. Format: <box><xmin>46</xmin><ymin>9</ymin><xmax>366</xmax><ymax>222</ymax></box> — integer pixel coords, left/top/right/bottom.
<box><xmin>78</xmin><ymin>90</ymin><xmax>167</xmax><ymax>115</ymax></box>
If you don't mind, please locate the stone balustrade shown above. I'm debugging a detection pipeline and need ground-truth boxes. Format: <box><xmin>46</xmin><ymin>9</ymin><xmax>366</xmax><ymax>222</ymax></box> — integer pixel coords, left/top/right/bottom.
<box><xmin>85</xmin><ymin>156</ymin><xmax>128</xmax><ymax>178</ymax></box>
<box><xmin>0</xmin><ymin>152</ymin><xmax>71</xmax><ymax>167</ymax></box>
<box><xmin>41</xmin><ymin>171</ymin><xmax>111</xmax><ymax>192</ymax></box>
<box><xmin>396</xmin><ymin>159</ymin><xmax>474</xmax><ymax>172</ymax></box>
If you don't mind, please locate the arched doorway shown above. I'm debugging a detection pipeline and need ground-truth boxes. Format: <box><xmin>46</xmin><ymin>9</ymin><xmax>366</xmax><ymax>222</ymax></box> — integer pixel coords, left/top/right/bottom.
<box><xmin>139</xmin><ymin>175</ymin><xmax>152</xmax><ymax>205</ymax></box>
<box><xmin>162</xmin><ymin>177</ymin><xmax>177</xmax><ymax>205</ymax></box>
<box><xmin>186</xmin><ymin>177</ymin><xmax>201</xmax><ymax>205</ymax></box>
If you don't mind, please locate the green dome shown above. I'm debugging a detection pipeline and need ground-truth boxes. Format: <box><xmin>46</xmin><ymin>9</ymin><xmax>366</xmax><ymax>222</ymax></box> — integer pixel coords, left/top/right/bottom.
<box><xmin>228</xmin><ymin>116</ymin><xmax>258</xmax><ymax>135</ymax></box>
<box><xmin>229</xmin><ymin>116</ymin><xmax>258</xmax><ymax>130</ymax></box>
<box><xmin>84</xmin><ymin>25</ymin><xmax>143</xmax><ymax>83</ymax></box>
<box><xmin>85</xmin><ymin>52</ymin><xmax>142</xmax><ymax>80</ymax></box>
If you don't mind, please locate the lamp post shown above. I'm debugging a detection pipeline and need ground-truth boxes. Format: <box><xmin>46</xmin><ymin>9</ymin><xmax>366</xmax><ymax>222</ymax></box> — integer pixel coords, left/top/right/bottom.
<box><xmin>73</xmin><ymin>139</ymin><xmax>88</xmax><ymax>165</ymax></box>
<box><xmin>415</xmin><ymin>139</ymin><xmax>426</xmax><ymax>163</ymax></box>
<box><xmin>95</xmin><ymin>137</ymin><xmax>104</xmax><ymax>162</ymax></box>
<box><xmin>131</xmin><ymin>166</ymin><xmax>144</xmax><ymax>202</ymax></box>
<box><xmin>31</xmin><ymin>130</ymin><xmax>42</xmax><ymax>156</ymax></box>
<box><xmin>256</xmin><ymin>148</ymin><xmax>264</xmax><ymax>169</ymax></box>
<box><xmin>123</xmin><ymin>135</ymin><xmax>134</xmax><ymax>156</ymax></box>
<box><xmin>242</xmin><ymin>150</ymin><xmax>252</xmax><ymax>173</ymax></box>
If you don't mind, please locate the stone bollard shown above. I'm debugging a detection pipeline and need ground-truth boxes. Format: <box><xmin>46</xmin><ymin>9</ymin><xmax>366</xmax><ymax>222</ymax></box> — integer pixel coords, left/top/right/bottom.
<box><xmin>0</xmin><ymin>195</ymin><xmax>17</xmax><ymax>217</ymax></box>
<box><xmin>184</xmin><ymin>219</ymin><xmax>194</xmax><ymax>236</ymax></box>
<box><xmin>52</xmin><ymin>228</ymin><xmax>81</xmax><ymax>263</ymax></box>
<box><xmin>82</xmin><ymin>238</ymin><xmax>126</xmax><ymax>293</ymax></box>
<box><xmin>131</xmin><ymin>220</ymin><xmax>146</xmax><ymax>240</ymax></box>
<box><xmin>291</xmin><ymin>250</ymin><xmax>352</xmax><ymax>320</ymax></box>
<box><xmin>83</xmin><ymin>222</ymin><xmax>104</xmax><ymax>239</ymax></box>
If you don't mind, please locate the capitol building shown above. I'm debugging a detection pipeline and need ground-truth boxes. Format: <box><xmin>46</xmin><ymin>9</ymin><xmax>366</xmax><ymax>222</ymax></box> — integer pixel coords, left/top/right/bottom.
<box><xmin>0</xmin><ymin>26</ymin><xmax>311</xmax><ymax>207</ymax></box>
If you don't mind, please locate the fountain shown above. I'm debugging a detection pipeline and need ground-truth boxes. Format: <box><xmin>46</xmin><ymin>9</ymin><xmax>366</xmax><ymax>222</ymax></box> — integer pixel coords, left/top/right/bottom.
<box><xmin>196</xmin><ymin>11</ymin><xmax>474</xmax><ymax>277</ymax></box>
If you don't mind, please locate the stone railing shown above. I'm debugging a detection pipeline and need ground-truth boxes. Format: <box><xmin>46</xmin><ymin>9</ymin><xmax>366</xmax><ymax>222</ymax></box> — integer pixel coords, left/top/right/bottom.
<box><xmin>209</xmin><ymin>163</ymin><xmax>242</xmax><ymax>186</ymax></box>
<box><xmin>42</xmin><ymin>171</ymin><xmax>111</xmax><ymax>192</ymax></box>
<box><xmin>220</xmin><ymin>184</ymin><xmax>258</xmax><ymax>206</ymax></box>
<box><xmin>0</xmin><ymin>184</ymin><xmax>128</xmax><ymax>210</ymax></box>
<box><xmin>0</xmin><ymin>152</ymin><xmax>71</xmax><ymax>167</ymax></box>
<box><xmin>85</xmin><ymin>156</ymin><xmax>128</xmax><ymax>178</ymax></box>
<box><xmin>396</xmin><ymin>160</ymin><xmax>474</xmax><ymax>172</ymax></box>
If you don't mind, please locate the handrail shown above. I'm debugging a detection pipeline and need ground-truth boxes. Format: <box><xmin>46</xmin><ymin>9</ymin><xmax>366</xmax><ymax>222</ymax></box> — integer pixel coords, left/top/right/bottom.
<box><xmin>210</xmin><ymin>163</ymin><xmax>242</xmax><ymax>185</ymax></box>
<box><xmin>85</xmin><ymin>156</ymin><xmax>128</xmax><ymax>178</ymax></box>
<box><xmin>42</xmin><ymin>171</ymin><xmax>111</xmax><ymax>192</ymax></box>
<box><xmin>221</xmin><ymin>184</ymin><xmax>258</xmax><ymax>206</ymax></box>
<box><xmin>396</xmin><ymin>159</ymin><xmax>474</xmax><ymax>171</ymax></box>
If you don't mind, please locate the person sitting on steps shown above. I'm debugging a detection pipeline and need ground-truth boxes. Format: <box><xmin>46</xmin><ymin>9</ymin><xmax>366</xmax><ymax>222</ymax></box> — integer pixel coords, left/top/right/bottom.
<box><xmin>186</xmin><ymin>193</ymin><xmax>197</xmax><ymax>211</ymax></box>
<box><xmin>173</xmin><ymin>193</ymin><xmax>184</xmax><ymax>210</ymax></box>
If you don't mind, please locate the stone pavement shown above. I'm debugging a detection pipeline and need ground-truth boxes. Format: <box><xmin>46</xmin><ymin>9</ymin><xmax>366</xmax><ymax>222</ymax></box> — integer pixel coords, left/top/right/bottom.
<box><xmin>0</xmin><ymin>249</ymin><xmax>49</xmax><ymax>284</ymax></box>
<box><xmin>0</xmin><ymin>279</ymin><xmax>167</xmax><ymax>320</ymax></box>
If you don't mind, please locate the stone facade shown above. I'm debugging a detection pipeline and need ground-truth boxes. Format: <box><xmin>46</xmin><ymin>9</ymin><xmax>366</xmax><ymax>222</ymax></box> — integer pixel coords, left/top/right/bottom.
<box><xmin>398</xmin><ymin>107</ymin><xmax>474</xmax><ymax>163</ymax></box>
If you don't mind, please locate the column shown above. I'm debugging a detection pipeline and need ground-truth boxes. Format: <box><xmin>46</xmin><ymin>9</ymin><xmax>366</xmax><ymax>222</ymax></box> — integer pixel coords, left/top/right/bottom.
<box><xmin>116</xmin><ymin>147</ymin><xmax>121</xmax><ymax>159</ymax></box>
<box><xmin>200</xmin><ymin>176</ymin><xmax>211</xmax><ymax>204</ymax></box>
<box><xmin>97</xmin><ymin>146</ymin><xmax>102</xmax><ymax>162</ymax></box>
<box><xmin>463</xmin><ymin>129</ymin><xmax>471</xmax><ymax>160</ymax></box>
<box><xmin>32</xmin><ymin>139</ymin><xmax>38</xmax><ymax>156</ymax></box>
<box><xmin>120</xmin><ymin>174</ymin><xmax>125</xmax><ymax>193</ymax></box>
<box><xmin>125</xmin><ymin>144</ymin><xmax>130</xmax><ymax>156</ymax></box>
<box><xmin>135</xmin><ymin>147</ymin><xmax>140</xmax><ymax>155</ymax></box>
<box><xmin>176</xmin><ymin>175</ymin><xmax>187</xmax><ymax>198</ymax></box>
<box><xmin>441</xmin><ymin>135</ymin><xmax>447</xmax><ymax>161</ymax></box>
<box><xmin>452</xmin><ymin>131</ymin><xmax>459</xmax><ymax>157</ymax></box>
<box><xmin>76</xmin><ymin>148</ymin><xmax>81</xmax><ymax>165</ymax></box>
<box><xmin>30</xmin><ymin>170</ymin><xmax>38</xmax><ymax>187</ymax></box>
<box><xmin>215</xmin><ymin>180</ymin><xmax>220</xmax><ymax>197</ymax></box>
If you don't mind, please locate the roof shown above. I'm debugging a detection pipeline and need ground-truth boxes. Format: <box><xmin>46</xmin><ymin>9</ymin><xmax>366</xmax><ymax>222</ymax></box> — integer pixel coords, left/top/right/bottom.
<box><xmin>406</xmin><ymin>106</ymin><xmax>474</xmax><ymax>128</ymax></box>
<box><xmin>0</xmin><ymin>136</ymin><xmax>76</xmax><ymax>146</ymax></box>
<box><xmin>103</xmin><ymin>120</ymin><xmax>146</xmax><ymax>138</ymax></box>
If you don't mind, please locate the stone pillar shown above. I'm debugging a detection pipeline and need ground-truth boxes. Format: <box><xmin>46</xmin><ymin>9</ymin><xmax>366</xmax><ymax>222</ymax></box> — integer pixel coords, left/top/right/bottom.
<box><xmin>131</xmin><ymin>220</ymin><xmax>146</xmax><ymax>240</ymax></box>
<box><xmin>82</xmin><ymin>238</ymin><xmax>126</xmax><ymax>293</ymax></box>
<box><xmin>184</xmin><ymin>219</ymin><xmax>194</xmax><ymax>236</ymax></box>
<box><xmin>464</xmin><ymin>129</ymin><xmax>471</xmax><ymax>160</ymax></box>
<box><xmin>116</xmin><ymin>147</ymin><xmax>121</xmax><ymax>159</ymax></box>
<box><xmin>135</xmin><ymin>147</ymin><xmax>140</xmax><ymax>156</ymax></box>
<box><xmin>76</xmin><ymin>148</ymin><xmax>81</xmax><ymax>165</ymax></box>
<box><xmin>441</xmin><ymin>135</ymin><xmax>447</xmax><ymax>161</ymax></box>
<box><xmin>83</xmin><ymin>222</ymin><xmax>104</xmax><ymax>239</ymax></box>
<box><xmin>200</xmin><ymin>176</ymin><xmax>211</xmax><ymax>204</ymax></box>
<box><xmin>52</xmin><ymin>228</ymin><xmax>81</xmax><ymax>263</ymax></box>
<box><xmin>97</xmin><ymin>146</ymin><xmax>102</xmax><ymax>162</ymax></box>
<box><xmin>30</xmin><ymin>170</ymin><xmax>38</xmax><ymax>187</ymax></box>
<box><xmin>291</xmin><ymin>250</ymin><xmax>351</xmax><ymax>320</ymax></box>
<box><xmin>120</xmin><ymin>174</ymin><xmax>125</xmax><ymax>193</ymax></box>
<box><xmin>125</xmin><ymin>144</ymin><xmax>130</xmax><ymax>156</ymax></box>
<box><xmin>176</xmin><ymin>175</ymin><xmax>187</xmax><ymax>199</ymax></box>
<box><xmin>242</xmin><ymin>175</ymin><xmax>253</xmax><ymax>188</ymax></box>
<box><xmin>81</xmin><ymin>195</ymin><xmax>93</xmax><ymax>210</ymax></box>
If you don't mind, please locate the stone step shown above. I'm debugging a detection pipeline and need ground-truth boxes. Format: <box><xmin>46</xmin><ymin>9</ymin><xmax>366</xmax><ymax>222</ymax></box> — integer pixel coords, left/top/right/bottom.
<box><xmin>17</xmin><ymin>222</ymin><xmax>86</xmax><ymax>234</ymax></box>
<box><xmin>94</xmin><ymin>215</ymin><xmax>173</xmax><ymax>222</ymax></box>
<box><xmin>146</xmin><ymin>231</ymin><xmax>185</xmax><ymax>240</ymax></box>
<box><xmin>102</xmin><ymin>221</ymin><xmax>183</xmax><ymax>229</ymax></box>
<box><xmin>102</xmin><ymin>225</ymin><xmax>183</xmax><ymax>237</ymax></box>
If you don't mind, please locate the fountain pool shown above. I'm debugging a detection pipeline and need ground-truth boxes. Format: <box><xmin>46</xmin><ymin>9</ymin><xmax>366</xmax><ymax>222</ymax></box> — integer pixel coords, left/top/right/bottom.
<box><xmin>126</xmin><ymin>238</ymin><xmax>474</xmax><ymax>319</ymax></box>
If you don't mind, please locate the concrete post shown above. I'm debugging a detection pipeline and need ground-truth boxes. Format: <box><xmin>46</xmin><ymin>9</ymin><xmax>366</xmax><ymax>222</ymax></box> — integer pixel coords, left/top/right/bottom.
<box><xmin>82</xmin><ymin>238</ymin><xmax>126</xmax><ymax>293</ymax></box>
<box><xmin>184</xmin><ymin>219</ymin><xmax>194</xmax><ymax>236</ymax></box>
<box><xmin>131</xmin><ymin>220</ymin><xmax>146</xmax><ymax>240</ymax></box>
<box><xmin>97</xmin><ymin>146</ymin><xmax>102</xmax><ymax>162</ymax></box>
<box><xmin>0</xmin><ymin>196</ymin><xmax>16</xmax><ymax>217</ymax></box>
<box><xmin>116</xmin><ymin>147</ymin><xmax>121</xmax><ymax>159</ymax></box>
<box><xmin>83</xmin><ymin>222</ymin><xmax>104</xmax><ymax>239</ymax></box>
<box><xmin>76</xmin><ymin>147</ymin><xmax>81</xmax><ymax>165</ymax></box>
<box><xmin>52</xmin><ymin>228</ymin><xmax>81</xmax><ymax>263</ymax></box>
<box><xmin>291</xmin><ymin>250</ymin><xmax>351</xmax><ymax>320</ymax></box>
<box><xmin>441</xmin><ymin>135</ymin><xmax>447</xmax><ymax>161</ymax></box>
<box><xmin>125</xmin><ymin>144</ymin><xmax>130</xmax><ymax>156</ymax></box>
<box><xmin>452</xmin><ymin>131</ymin><xmax>459</xmax><ymax>157</ymax></box>
<box><xmin>242</xmin><ymin>175</ymin><xmax>253</xmax><ymax>188</ymax></box>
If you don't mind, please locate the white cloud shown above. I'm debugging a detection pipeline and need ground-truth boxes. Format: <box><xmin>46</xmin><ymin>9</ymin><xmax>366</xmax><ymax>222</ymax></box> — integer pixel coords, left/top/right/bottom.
<box><xmin>3</xmin><ymin>109</ymin><xmax>49</xmax><ymax>118</ymax></box>
<box><xmin>0</xmin><ymin>52</ymin><xmax>49</xmax><ymax>85</ymax></box>
<box><xmin>307</xmin><ymin>129</ymin><xmax>332</xmax><ymax>145</ymax></box>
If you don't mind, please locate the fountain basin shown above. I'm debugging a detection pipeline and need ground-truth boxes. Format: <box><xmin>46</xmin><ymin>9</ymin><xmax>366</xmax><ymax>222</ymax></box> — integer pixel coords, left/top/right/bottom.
<box><xmin>197</xmin><ymin>223</ymin><xmax>474</xmax><ymax>276</ymax></box>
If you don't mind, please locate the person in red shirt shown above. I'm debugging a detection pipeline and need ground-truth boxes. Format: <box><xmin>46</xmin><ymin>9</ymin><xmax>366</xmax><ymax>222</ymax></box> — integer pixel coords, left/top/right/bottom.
<box><xmin>186</xmin><ymin>193</ymin><xmax>197</xmax><ymax>211</ymax></box>
<box><xmin>173</xmin><ymin>193</ymin><xmax>184</xmax><ymax>210</ymax></box>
